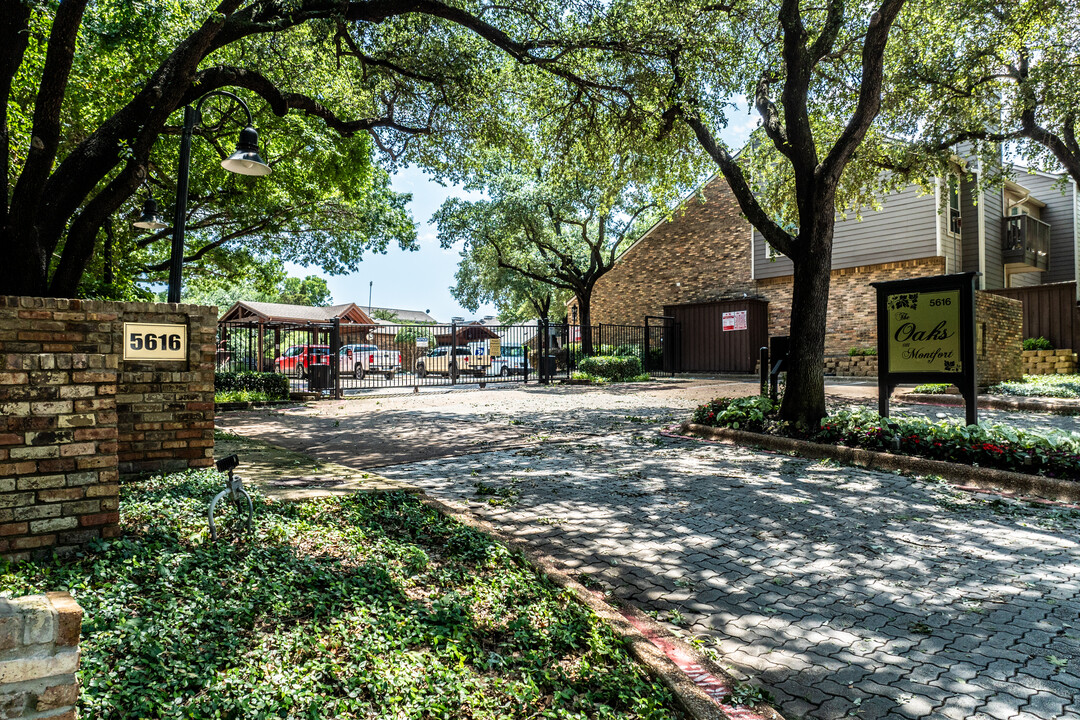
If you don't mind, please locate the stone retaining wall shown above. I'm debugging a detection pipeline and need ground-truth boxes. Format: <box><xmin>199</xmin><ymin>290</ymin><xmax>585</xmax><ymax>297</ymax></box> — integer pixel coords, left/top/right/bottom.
<box><xmin>1023</xmin><ymin>349</ymin><xmax>1078</xmax><ymax>375</ymax></box>
<box><xmin>0</xmin><ymin>592</ymin><xmax>82</xmax><ymax>719</ymax></box>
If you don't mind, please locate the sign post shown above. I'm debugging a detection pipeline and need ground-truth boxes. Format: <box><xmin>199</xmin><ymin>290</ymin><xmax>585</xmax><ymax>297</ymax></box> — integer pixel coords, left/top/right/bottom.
<box><xmin>871</xmin><ymin>272</ymin><xmax>979</xmax><ymax>426</ymax></box>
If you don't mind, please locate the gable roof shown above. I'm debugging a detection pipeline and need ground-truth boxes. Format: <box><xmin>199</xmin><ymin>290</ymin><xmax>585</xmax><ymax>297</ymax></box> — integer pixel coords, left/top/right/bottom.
<box><xmin>218</xmin><ymin>301</ymin><xmax>374</xmax><ymax>325</ymax></box>
<box><xmin>367</xmin><ymin>306</ymin><xmax>439</xmax><ymax>324</ymax></box>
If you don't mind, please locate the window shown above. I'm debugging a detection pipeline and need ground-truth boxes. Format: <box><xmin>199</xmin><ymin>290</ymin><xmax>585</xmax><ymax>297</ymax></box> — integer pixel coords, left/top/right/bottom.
<box><xmin>947</xmin><ymin>175</ymin><xmax>962</xmax><ymax>235</ymax></box>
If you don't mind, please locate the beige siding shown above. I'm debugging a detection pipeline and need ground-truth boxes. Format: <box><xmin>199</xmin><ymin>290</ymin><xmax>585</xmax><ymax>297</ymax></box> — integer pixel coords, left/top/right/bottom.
<box><xmin>753</xmin><ymin>184</ymin><xmax>939</xmax><ymax>279</ymax></box>
<box><xmin>1013</xmin><ymin>172</ymin><xmax>1076</xmax><ymax>286</ymax></box>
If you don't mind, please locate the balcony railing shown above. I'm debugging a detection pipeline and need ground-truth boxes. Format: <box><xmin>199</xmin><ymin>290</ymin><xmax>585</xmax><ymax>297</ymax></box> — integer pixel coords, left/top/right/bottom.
<box><xmin>1002</xmin><ymin>214</ymin><xmax>1050</xmax><ymax>271</ymax></box>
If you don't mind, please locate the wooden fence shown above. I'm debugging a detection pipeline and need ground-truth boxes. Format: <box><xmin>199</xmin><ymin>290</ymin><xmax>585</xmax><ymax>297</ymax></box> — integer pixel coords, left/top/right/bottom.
<box><xmin>986</xmin><ymin>281</ymin><xmax>1080</xmax><ymax>352</ymax></box>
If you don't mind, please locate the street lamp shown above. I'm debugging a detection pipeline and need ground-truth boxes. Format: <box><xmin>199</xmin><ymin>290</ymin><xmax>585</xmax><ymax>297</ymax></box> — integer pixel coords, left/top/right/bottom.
<box><xmin>136</xmin><ymin>90</ymin><xmax>270</xmax><ymax>303</ymax></box>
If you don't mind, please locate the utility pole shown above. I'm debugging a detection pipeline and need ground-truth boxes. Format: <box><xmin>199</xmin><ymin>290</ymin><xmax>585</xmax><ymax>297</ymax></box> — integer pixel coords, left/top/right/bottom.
<box><xmin>368</xmin><ymin>281</ymin><xmax>373</xmax><ymax>314</ymax></box>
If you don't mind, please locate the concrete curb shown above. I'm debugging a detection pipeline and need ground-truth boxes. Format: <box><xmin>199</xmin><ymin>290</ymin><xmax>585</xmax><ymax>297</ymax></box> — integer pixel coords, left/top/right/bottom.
<box><xmin>902</xmin><ymin>392</ymin><xmax>1080</xmax><ymax>415</ymax></box>
<box><xmin>415</xmin><ymin>492</ymin><xmax>785</xmax><ymax>720</ymax></box>
<box><xmin>679</xmin><ymin>422</ymin><xmax>1080</xmax><ymax>503</ymax></box>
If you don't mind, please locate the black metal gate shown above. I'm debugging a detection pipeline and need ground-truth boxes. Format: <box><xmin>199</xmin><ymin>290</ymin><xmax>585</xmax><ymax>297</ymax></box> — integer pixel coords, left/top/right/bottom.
<box><xmin>216</xmin><ymin>318</ymin><xmax>681</xmax><ymax>396</ymax></box>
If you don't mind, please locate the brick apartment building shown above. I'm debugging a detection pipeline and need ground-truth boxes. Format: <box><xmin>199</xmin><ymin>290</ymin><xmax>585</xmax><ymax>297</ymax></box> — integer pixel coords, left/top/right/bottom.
<box><xmin>568</xmin><ymin>164</ymin><xmax>1079</xmax><ymax>380</ymax></box>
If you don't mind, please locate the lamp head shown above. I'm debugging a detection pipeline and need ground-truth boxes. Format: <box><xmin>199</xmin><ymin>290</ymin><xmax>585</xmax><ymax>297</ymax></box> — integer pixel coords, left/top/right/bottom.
<box><xmin>132</xmin><ymin>197</ymin><xmax>168</xmax><ymax>230</ymax></box>
<box><xmin>221</xmin><ymin>126</ymin><xmax>271</xmax><ymax>176</ymax></box>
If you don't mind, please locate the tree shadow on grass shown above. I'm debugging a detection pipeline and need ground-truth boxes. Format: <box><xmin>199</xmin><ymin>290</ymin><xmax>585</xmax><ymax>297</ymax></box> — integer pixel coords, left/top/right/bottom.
<box><xmin>1</xmin><ymin>475</ymin><xmax>683</xmax><ymax>720</ymax></box>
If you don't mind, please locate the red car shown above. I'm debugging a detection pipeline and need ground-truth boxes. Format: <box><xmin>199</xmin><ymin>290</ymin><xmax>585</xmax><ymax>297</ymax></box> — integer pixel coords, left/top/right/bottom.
<box><xmin>274</xmin><ymin>345</ymin><xmax>330</xmax><ymax>378</ymax></box>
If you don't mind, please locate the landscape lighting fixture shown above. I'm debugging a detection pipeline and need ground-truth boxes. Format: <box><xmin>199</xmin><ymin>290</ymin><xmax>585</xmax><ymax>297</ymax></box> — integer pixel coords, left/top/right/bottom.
<box><xmin>132</xmin><ymin>197</ymin><xmax>168</xmax><ymax>230</ymax></box>
<box><xmin>221</xmin><ymin>126</ymin><xmax>271</xmax><ymax>176</ymax></box>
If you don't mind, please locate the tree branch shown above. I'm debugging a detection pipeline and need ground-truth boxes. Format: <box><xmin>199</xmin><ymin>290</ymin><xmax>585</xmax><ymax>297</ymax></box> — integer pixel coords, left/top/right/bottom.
<box><xmin>679</xmin><ymin>110</ymin><xmax>796</xmax><ymax>258</ymax></box>
<box><xmin>818</xmin><ymin>0</ymin><xmax>907</xmax><ymax>187</ymax></box>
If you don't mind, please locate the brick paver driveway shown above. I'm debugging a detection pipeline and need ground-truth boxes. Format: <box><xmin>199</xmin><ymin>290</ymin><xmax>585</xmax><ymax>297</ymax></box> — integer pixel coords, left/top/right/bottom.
<box><xmin>377</xmin><ymin>431</ymin><xmax>1080</xmax><ymax>720</ymax></box>
<box><xmin>220</xmin><ymin>383</ymin><xmax>1080</xmax><ymax>720</ymax></box>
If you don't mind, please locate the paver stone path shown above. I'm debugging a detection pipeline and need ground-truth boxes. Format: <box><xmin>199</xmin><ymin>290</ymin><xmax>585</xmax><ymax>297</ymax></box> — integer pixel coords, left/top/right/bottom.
<box><xmin>219</xmin><ymin>382</ymin><xmax>1080</xmax><ymax>720</ymax></box>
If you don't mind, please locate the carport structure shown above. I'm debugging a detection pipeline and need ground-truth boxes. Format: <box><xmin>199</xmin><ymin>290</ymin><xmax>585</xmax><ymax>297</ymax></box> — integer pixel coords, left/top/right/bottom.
<box><xmin>217</xmin><ymin>301</ymin><xmax>375</xmax><ymax>372</ymax></box>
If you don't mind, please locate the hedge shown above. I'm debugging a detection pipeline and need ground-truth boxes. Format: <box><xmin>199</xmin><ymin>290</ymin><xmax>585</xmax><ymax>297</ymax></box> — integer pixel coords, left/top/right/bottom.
<box><xmin>215</xmin><ymin>371</ymin><xmax>290</xmax><ymax>399</ymax></box>
<box><xmin>577</xmin><ymin>355</ymin><xmax>643</xmax><ymax>381</ymax></box>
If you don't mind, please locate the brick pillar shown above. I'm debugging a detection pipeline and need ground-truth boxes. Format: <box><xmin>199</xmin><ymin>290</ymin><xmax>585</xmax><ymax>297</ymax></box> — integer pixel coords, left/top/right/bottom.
<box><xmin>0</xmin><ymin>354</ymin><xmax>120</xmax><ymax>562</ymax></box>
<box><xmin>0</xmin><ymin>592</ymin><xmax>82</xmax><ymax>718</ymax></box>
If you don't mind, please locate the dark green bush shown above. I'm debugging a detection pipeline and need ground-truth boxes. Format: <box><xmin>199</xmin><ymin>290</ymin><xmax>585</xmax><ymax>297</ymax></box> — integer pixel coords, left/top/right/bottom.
<box><xmin>1023</xmin><ymin>337</ymin><xmax>1054</xmax><ymax>351</ymax></box>
<box><xmin>215</xmin><ymin>371</ymin><xmax>290</xmax><ymax>399</ymax></box>
<box><xmin>847</xmin><ymin>347</ymin><xmax>877</xmax><ymax>356</ymax></box>
<box><xmin>577</xmin><ymin>355</ymin><xmax>643</xmax><ymax>381</ymax></box>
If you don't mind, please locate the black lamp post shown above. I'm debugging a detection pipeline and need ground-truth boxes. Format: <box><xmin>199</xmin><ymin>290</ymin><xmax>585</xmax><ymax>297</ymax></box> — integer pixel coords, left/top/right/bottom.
<box><xmin>137</xmin><ymin>90</ymin><xmax>270</xmax><ymax>303</ymax></box>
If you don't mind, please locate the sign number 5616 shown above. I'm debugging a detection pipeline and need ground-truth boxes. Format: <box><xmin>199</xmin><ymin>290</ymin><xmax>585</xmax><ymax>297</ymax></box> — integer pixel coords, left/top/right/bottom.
<box><xmin>129</xmin><ymin>332</ymin><xmax>182</xmax><ymax>351</ymax></box>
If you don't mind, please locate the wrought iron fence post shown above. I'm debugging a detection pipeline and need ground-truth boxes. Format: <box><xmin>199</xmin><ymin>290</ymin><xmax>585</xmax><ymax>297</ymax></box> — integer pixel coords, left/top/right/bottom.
<box><xmin>450</xmin><ymin>321</ymin><xmax>457</xmax><ymax>386</ymax></box>
<box><xmin>540</xmin><ymin>317</ymin><xmax>549</xmax><ymax>384</ymax></box>
<box><xmin>331</xmin><ymin>318</ymin><xmax>341</xmax><ymax>399</ymax></box>
<box><xmin>644</xmin><ymin>317</ymin><xmax>651</xmax><ymax>375</ymax></box>
<box><xmin>759</xmin><ymin>346</ymin><xmax>769</xmax><ymax>397</ymax></box>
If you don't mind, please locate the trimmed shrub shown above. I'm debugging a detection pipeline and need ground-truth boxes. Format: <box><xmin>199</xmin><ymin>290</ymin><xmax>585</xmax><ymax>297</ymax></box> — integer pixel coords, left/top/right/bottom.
<box><xmin>1023</xmin><ymin>336</ymin><xmax>1054</xmax><ymax>351</ymax></box>
<box><xmin>577</xmin><ymin>355</ymin><xmax>643</xmax><ymax>381</ymax></box>
<box><xmin>847</xmin><ymin>347</ymin><xmax>877</xmax><ymax>356</ymax></box>
<box><xmin>215</xmin><ymin>371</ymin><xmax>290</xmax><ymax>400</ymax></box>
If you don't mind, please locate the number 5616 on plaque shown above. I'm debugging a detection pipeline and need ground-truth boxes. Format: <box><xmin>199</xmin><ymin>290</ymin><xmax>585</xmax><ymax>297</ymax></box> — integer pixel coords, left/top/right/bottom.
<box><xmin>123</xmin><ymin>322</ymin><xmax>187</xmax><ymax>361</ymax></box>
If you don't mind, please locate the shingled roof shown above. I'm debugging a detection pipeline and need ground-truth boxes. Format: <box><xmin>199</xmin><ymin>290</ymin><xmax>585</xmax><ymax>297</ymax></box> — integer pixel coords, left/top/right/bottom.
<box><xmin>218</xmin><ymin>301</ymin><xmax>375</xmax><ymax>325</ymax></box>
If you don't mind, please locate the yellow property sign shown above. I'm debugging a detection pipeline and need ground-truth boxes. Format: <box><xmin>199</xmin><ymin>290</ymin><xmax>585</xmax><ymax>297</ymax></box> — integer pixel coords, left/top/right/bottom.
<box><xmin>885</xmin><ymin>290</ymin><xmax>962</xmax><ymax>373</ymax></box>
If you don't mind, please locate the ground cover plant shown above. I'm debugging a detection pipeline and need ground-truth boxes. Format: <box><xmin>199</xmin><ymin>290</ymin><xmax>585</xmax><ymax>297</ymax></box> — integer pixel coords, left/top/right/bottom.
<box><xmin>214</xmin><ymin>372</ymin><xmax>290</xmax><ymax>400</ymax></box>
<box><xmin>0</xmin><ymin>471</ymin><xmax>684</xmax><ymax>720</ymax></box>
<box><xmin>214</xmin><ymin>389</ymin><xmax>277</xmax><ymax>403</ymax></box>
<box><xmin>692</xmin><ymin>397</ymin><xmax>1080</xmax><ymax>479</ymax></box>
<box><xmin>989</xmin><ymin>375</ymin><xmax>1080</xmax><ymax>399</ymax></box>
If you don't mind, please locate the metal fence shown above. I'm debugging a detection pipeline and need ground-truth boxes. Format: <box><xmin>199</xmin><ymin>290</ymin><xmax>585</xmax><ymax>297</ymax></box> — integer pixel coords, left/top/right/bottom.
<box><xmin>216</xmin><ymin>318</ymin><xmax>680</xmax><ymax>396</ymax></box>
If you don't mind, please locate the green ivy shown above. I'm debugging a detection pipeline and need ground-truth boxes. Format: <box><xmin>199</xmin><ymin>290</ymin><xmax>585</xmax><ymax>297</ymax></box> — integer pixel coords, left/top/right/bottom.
<box><xmin>990</xmin><ymin>374</ymin><xmax>1080</xmax><ymax>399</ymax></box>
<box><xmin>0</xmin><ymin>471</ymin><xmax>682</xmax><ymax>719</ymax></box>
<box><xmin>214</xmin><ymin>371</ymin><xmax>290</xmax><ymax>399</ymax></box>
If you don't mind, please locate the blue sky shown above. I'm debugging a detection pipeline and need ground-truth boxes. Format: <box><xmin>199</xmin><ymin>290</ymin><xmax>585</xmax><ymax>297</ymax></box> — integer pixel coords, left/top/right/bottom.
<box><xmin>287</xmin><ymin>110</ymin><xmax>759</xmax><ymax>323</ymax></box>
<box><xmin>287</xmin><ymin>166</ymin><xmax>488</xmax><ymax>322</ymax></box>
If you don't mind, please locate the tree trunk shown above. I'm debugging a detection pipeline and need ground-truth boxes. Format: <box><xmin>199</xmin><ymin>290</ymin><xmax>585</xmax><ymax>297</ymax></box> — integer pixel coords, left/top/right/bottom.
<box><xmin>777</xmin><ymin>225</ymin><xmax>834</xmax><ymax>427</ymax></box>
<box><xmin>577</xmin><ymin>290</ymin><xmax>594</xmax><ymax>355</ymax></box>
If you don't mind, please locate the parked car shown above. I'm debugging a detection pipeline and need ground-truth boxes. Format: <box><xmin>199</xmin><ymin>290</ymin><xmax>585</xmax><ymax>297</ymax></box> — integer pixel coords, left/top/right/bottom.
<box><xmin>415</xmin><ymin>346</ymin><xmax>490</xmax><ymax>379</ymax></box>
<box><xmin>274</xmin><ymin>344</ymin><xmax>330</xmax><ymax>378</ymax></box>
<box><xmin>339</xmin><ymin>344</ymin><xmax>402</xmax><ymax>380</ymax></box>
<box><xmin>490</xmin><ymin>344</ymin><xmax>528</xmax><ymax>376</ymax></box>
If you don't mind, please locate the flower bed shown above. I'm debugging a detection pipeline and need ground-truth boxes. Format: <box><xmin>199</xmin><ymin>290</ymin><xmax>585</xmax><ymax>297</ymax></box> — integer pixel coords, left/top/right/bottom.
<box><xmin>692</xmin><ymin>397</ymin><xmax>1080</xmax><ymax>479</ymax></box>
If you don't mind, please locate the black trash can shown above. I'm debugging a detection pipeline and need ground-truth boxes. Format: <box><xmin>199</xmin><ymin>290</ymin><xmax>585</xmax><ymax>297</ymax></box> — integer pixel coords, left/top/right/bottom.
<box><xmin>308</xmin><ymin>364</ymin><xmax>332</xmax><ymax>392</ymax></box>
<box><xmin>540</xmin><ymin>355</ymin><xmax>557</xmax><ymax>379</ymax></box>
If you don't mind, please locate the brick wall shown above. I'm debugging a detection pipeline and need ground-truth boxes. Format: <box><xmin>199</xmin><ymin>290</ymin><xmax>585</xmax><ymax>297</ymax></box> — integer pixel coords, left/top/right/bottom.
<box><xmin>113</xmin><ymin>302</ymin><xmax>216</xmax><ymax>475</ymax></box>
<box><xmin>755</xmin><ymin>257</ymin><xmax>948</xmax><ymax>355</ymax></box>
<box><xmin>976</xmin><ymin>292</ymin><xmax>1023</xmax><ymax>385</ymax></box>
<box><xmin>0</xmin><ymin>592</ymin><xmax>82</xmax><ymax>719</ymax></box>
<box><xmin>568</xmin><ymin>177</ymin><xmax>755</xmax><ymax>325</ymax></box>
<box><xmin>0</xmin><ymin>297</ymin><xmax>215</xmax><ymax>560</ymax></box>
<box><xmin>0</xmin><ymin>352</ymin><xmax>119</xmax><ymax>559</ymax></box>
